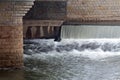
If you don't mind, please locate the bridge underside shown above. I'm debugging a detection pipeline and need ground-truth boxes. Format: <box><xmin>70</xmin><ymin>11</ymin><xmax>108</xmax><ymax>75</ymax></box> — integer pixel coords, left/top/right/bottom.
<box><xmin>1</xmin><ymin>0</ymin><xmax>120</xmax><ymax>68</ymax></box>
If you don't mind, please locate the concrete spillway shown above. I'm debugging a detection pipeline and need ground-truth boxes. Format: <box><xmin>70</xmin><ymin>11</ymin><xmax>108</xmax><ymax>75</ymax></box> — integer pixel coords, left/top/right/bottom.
<box><xmin>61</xmin><ymin>25</ymin><xmax>120</xmax><ymax>39</ymax></box>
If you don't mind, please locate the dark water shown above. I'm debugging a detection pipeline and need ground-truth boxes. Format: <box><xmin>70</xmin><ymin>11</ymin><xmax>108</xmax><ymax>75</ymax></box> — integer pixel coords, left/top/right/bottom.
<box><xmin>1</xmin><ymin>39</ymin><xmax>120</xmax><ymax>80</ymax></box>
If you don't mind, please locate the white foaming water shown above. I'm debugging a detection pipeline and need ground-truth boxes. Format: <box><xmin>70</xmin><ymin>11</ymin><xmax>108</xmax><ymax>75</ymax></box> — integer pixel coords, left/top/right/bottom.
<box><xmin>24</xmin><ymin>39</ymin><xmax>120</xmax><ymax>60</ymax></box>
<box><xmin>24</xmin><ymin>39</ymin><xmax>120</xmax><ymax>80</ymax></box>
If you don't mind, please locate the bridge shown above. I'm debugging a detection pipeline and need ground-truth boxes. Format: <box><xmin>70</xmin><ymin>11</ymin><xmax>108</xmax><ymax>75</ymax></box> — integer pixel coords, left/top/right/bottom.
<box><xmin>0</xmin><ymin>0</ymin><xmax>66</xmax><ymax>69</ymax></box>
<box><xmin>1</xmin><ymin>0</ymin><xmax>120</xmax><ymax>69</ymax></box>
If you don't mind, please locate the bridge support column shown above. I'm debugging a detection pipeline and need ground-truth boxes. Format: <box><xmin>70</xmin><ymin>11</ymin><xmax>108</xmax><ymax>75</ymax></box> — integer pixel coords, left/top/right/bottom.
<box><xmin>0</xmin><ymin>0</ymin><xmax>35</xmax><ymax>69</ymax></box>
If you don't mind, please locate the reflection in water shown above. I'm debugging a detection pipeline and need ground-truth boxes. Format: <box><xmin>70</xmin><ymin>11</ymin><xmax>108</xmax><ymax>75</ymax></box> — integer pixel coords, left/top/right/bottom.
<box><xmin>0</xmin><ymin>70</ymin><xmax>25</xmax><ymax>80</ymax></box>
<box><xmin>1</xmin><ymin>39</ymin><xmax>120</xmax><ymax>80</ymax></box>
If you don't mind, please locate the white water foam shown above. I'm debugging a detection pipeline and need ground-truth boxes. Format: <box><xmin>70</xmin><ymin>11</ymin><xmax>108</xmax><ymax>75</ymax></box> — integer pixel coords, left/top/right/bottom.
<box><xmin>24</xmin><ymin>39</ymin><xmax>120</xmax><ymax>60</ymax></box>
<box><xmin>24</xmin><ymin>39</ymin><xmax>120</xmax><ymax>80</ymax></box>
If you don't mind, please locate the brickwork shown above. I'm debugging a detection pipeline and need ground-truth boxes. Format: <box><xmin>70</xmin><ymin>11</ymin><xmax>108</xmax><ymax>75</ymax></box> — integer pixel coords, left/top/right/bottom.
<box><xmin>23</xmin><ymin>0</ymin><xmax>120</xmax><ymax>23</ymax></box>
<box><xmin>67</xmin><ymin>0</ymin><xmax>120</xmax><ymax>21</ymax></box>
<box><xmin>0</xmin><ymin>1</ymin><xmax>34</xmax><ymax>68</ymax></box>
<box><xmin>0</xmin><ymin>26</ymin><xmax>23</xmax><ymax>68</ymax></box>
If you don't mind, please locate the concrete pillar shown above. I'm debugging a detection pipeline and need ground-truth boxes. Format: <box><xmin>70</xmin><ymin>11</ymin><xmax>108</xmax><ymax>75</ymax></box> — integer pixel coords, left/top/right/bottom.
<box><xmin>0</xmin><ymin>0</ymin><xmax>35</xmax><ymax>69</ymax></box>
<box><xmin>35</xmin><ymin>26</ymin><xmax>41</xmax><ymax>38</ymax></box>
<box><xmin>54</xmin><ymin>26</ymin><xmax>62</xmax><ymax>42</ymax></box>
<box><xmin>26</xmin><ymin>26</ymin><xmax>32</xmax><ymax>39</ymax></box>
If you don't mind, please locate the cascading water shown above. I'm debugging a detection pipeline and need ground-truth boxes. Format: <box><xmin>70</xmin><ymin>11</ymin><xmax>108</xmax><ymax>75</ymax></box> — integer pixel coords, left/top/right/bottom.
<box><xmin>61</xmin><ymin>25</ymin><xmax>120</xmax><ymax>39</ymax></box>
<box><xmin>1</xmin><ymin>25</ymin><xmax>120</xmax><ymax>80</ymax></box>
<box><xmin>22</xmin><ymin>39</ymin><xmax>120</xmax><ymax>80</ymax></box>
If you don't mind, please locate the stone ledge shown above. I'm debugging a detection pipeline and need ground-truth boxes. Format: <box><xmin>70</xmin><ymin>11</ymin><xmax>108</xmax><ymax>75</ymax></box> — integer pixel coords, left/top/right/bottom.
<box><xmin>0</xmin><ymin>1</ymin><xmax>35</xmax><ymax>26</ymax></box>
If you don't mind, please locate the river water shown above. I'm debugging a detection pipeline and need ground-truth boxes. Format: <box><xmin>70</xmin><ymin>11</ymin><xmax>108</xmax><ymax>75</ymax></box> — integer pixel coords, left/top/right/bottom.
<box><xmin>61</xmin><ymin>25</ymin><xmax>120</xmax><ymax>38</ymax></box>
<box><xmin>1</xmin><ymin>39</ymin><xmax>120</xmax><ymax>80</ymax></box>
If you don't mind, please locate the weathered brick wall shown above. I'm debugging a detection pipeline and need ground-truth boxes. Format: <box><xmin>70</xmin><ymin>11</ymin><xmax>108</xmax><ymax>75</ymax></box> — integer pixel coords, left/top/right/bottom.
<box><xmin>67</xmin><ymin>0</ymin><xmax>120</xmax><ymax>21</ymax></box>
<box><xmin>24</xmin><ymin>0</ymin><xmax>120</xmax><ymax>23</ymax></box>
<box><xmin>0</xmin><ymin>1</ymin><xmax>35</xmax><ymax>68</ymax></box>
<box><xmin>0</xmin><ymin>26</ymin><xmax>23</xmax><ymax>68</ymax></box>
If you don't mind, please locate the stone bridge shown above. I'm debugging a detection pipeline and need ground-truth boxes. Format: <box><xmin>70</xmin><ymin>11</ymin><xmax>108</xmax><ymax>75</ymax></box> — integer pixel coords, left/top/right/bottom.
<box><xmin>1</xmin><ymin>0</ymin><xmax>120</xmax><ymax>69</ymax></box>
<box><xmin>0</xmin><ymin>0</ymin><xmax>65</xmax><ymax>69</ymax></box>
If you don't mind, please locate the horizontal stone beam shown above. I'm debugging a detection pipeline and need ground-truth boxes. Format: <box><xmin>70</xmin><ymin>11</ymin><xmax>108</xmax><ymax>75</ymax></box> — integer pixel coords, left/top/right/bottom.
<box><xmin>24</xmin><ymin>20</ymin><xmax>64</xmax><ymax>27</ymax></box>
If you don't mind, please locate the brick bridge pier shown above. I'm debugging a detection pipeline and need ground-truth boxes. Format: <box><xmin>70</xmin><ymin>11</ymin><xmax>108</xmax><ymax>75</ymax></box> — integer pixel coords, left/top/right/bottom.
<box><xmin>0</xmin><ymin>0</ymin><xmax>35</xmax><ymax>68</ymax></box>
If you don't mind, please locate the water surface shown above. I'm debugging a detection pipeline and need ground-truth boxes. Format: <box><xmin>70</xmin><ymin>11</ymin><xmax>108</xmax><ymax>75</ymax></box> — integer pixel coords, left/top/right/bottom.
<box><xmin>1</xmin><ymin>39</ymin><xmax>120</xmax><ymax>80</ymax></box>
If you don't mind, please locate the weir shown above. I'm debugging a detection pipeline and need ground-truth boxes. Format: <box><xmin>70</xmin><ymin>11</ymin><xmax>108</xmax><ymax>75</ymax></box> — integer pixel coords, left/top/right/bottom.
<box><xmin>1</xmin><ymin>0</ymin><xmax>120</xmax><ymax>80</ymax></box>
<box><xmin>1</xmin><ymin>0</ymin><xmax>120</xmax><ymax>69</ymax></box>
<box><xmin>61</xmin><ymin>25</ymin><xmax>120</xmax><ymax>39</ymax></box>
<box><xmin>0</xmin><ymin>0</ymin><xmax>35</xmax><ymax>68</ymax></box>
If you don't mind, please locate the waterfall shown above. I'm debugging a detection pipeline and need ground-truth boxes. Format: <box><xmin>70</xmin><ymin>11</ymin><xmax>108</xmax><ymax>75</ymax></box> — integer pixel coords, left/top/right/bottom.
<box><xmin>24</xmin><ymin>39</ymin><xmax>120</xmax><ymax>80</ymax></box>
<box><xmin>61</xmin><ymin>25</ymin><xmax>120</xmax><ymax>39</ymax></box>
